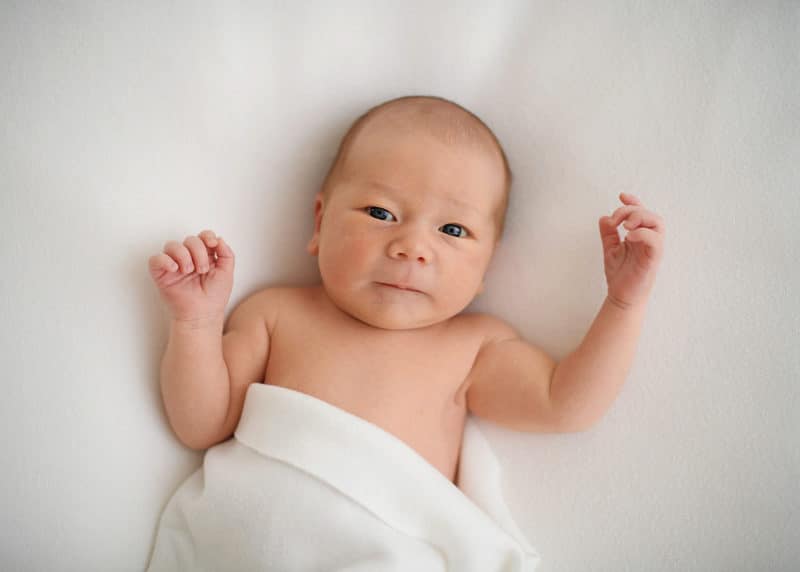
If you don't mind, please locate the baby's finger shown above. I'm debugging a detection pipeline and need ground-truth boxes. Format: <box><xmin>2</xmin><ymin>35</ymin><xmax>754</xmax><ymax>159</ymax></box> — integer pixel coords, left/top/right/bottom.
<box><xmin>163</xmin><ymin>240</ymin><xmax>194</xmax><ymax>274</ymax></box>
<box><xmin>609</xmin><ymin>205</ymin><xmax>639</xmax><ymax>227</ymax></box>
<box><xmin>149</xmin><ymin>253</ymin><xmax>180</xmax><ymax>274</ymax></box>
<box><xmin>624</xmin><ymin>209</ymin><xmax>664</xmax><ymax>233</ymax></box>
<box><xmin>212</xmin><ymin>236</ymin><xmax>235</xmax><ymax>273</ymax></box>
<box><xmin>198</xmin><ymin>229</ymin><xmax>219</xmax><ymax>247</ymax></box>
<box><xmin>183</xmin><ymin>235</ymin><xmax>210</xmax><ymax>273</ymax></box>
<box><xmin>599</xmin><ymin>215</ymin><xmax>621</xmax><ymax>253</ymax></box>
<box><xmin>619</xmin><ymin>192</ymin><xmax>643</xmax><ymax>206</ymax></box>
<box><xmin>198</xmin><ymin>231</ymin><xmax>220</xmax><ymax>266</ymax></box>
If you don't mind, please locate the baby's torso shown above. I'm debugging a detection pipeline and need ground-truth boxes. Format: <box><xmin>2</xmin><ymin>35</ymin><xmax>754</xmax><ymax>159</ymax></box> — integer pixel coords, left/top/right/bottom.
<box><xmin>258</xmin><ymin>285</ymin><xmax>487</xmax><ymax>483</ymax></box>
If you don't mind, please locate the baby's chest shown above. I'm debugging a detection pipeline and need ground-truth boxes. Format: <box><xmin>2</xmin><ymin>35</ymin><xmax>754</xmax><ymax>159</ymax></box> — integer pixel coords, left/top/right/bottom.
<box><xmin>264</xmin><ymin>324</ymin><xmax>479</xmax><ymax>424</ymax></box>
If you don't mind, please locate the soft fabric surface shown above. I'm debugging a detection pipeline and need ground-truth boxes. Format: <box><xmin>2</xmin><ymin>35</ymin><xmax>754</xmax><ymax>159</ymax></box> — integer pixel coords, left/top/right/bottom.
<box><xmin>147</xmin><ymin>383</ymin><xmax>539</xmax><ymax>571</ymax></box>
<box><xmin>2</xmin><ymin>2</ymin><xmax>798</xmax><ymax>571</ymax></box>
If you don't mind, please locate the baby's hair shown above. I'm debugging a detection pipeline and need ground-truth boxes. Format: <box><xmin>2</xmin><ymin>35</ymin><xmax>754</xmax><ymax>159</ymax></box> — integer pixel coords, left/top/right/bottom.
<box><xmin>320</xmin><ymin>95</ymin><xmax>513</xmax><ymax>239</ymax></box>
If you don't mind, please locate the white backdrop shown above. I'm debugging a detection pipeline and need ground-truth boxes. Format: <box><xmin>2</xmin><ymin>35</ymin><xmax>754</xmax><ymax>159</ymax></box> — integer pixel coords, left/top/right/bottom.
<box><xmin>2</xmin><ymin>2</ymin><xmax>798</xmax><ymax>570</ymax></box>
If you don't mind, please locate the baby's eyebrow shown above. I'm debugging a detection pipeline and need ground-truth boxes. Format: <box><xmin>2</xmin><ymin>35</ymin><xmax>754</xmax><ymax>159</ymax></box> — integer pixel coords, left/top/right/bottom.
<box><xmin>365</xmin><ymin>181</ymin><xmax>479</xmax><ymax>214</ymax></box>
<box><xmin>365</xmin><ymin>181</ymin><xmax>407</xmax><ymax>196</ymax></box>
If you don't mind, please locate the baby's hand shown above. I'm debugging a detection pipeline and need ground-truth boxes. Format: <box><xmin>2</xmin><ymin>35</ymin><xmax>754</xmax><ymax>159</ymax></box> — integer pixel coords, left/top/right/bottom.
<box><xmin>599</xmin><ymin>193</ymin><xmax>665</xmax><ymax>309</ymax></box>
<box><xmin>147</xmin><ymin>230</ymin><xmax>235</xmax><ymax>324</ymax></box>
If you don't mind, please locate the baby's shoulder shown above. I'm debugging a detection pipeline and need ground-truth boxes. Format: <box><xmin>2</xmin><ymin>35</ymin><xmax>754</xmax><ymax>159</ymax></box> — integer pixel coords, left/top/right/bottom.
<box><xmin>448</xmin><ymin>311</ymin><xmax>521</xmax><ymax>345</ymax></box>
<box><xmin>236</xmin><ymin>284</ymin><xmax>315</xmax><ymax>325</ymax></box>
<box><xmin>248</xmin><ymin>284</ymin><xmax>313</xmax><ymax>303</ymax></box>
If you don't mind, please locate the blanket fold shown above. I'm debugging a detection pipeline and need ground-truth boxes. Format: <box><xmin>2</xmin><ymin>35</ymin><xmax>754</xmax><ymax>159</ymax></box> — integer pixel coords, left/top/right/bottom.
<box><xmin>147</xmin><ymin>383</ymin><xmax>539</xmax><ymax>571</ymax></box>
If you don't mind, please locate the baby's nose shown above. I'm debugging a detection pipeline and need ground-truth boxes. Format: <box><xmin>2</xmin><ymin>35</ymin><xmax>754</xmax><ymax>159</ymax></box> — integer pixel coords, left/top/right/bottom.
<box><xmin>388</xmin><ymin>235</ymin><xmax>432</xmax><ymax>264</ymax></box>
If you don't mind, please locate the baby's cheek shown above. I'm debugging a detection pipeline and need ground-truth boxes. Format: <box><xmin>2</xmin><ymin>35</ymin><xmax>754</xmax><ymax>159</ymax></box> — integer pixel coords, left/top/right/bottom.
<box><xmin>449</xmin><ymin>250</ymin><xmax>491</xmax><ymax>291</ymax></box>
<box><xmin>347</xmin><ymin>237</ymin><xmax>377</xmax><ymax>274</ymax></box>
<box><xmin>334</xmin><ymin>228</ymin><xmax>370</xmax><ymax>259</ymax></box>
<box><xmin>322</xmin><ymin>230</ymin><xmax>372</xmax><ymax>279</ymax></box>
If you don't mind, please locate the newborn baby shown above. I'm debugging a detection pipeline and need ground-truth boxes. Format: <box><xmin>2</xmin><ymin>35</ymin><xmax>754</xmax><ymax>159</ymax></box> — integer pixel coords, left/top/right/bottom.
<box><xmin>148</xmin><ymin>95</ymin><xmax>665</xmax><ymax>484</ymax></box>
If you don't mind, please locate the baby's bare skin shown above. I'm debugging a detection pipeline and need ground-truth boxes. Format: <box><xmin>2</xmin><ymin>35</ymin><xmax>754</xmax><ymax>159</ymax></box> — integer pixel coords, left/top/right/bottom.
<box><xmin>150</xmin><ymin>98</ymin><xmax>514</xmax><ymax>486</ymax></box>
<box><xmin>151</xmin><ymin>97</ymin><xmax>665</xmax><ymax>492</ymax></box>
<box><xmin>152</xmin><ymin>96</ymin><xmax>552</xmax><ymax>487</ymax></box>
<box><xmin>257</xmin><ymin>285</ymin><xmax>489</xmax><ymax>482</ymax></box>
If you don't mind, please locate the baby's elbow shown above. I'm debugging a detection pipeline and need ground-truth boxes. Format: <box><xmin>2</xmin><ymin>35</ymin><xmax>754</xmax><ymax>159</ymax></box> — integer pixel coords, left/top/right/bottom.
<box><xmin>177</xmin><ymin>432</ymin><xmax>210</xmax><ymax>451</ymax></box>
<box><xmin>176</xmin><ymin>428</ymin><xmax>225</xmax><ymax>451</ymax></box>
<box><xmin>554</xmin><ymin>411</ymin><xmax>601</xmax><ymax>434</ymax></box>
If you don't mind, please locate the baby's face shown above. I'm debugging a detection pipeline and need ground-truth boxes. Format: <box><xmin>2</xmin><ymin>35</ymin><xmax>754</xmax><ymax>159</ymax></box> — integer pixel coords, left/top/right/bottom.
<box><xmin>308</xmin><ymin>121</ymin><xmax>505</xmax><ymax>330</ymax></box>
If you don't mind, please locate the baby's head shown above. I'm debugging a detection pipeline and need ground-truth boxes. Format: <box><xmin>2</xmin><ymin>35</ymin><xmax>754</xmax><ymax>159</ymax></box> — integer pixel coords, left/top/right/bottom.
<box><xmin>308</xmin><ymin>95</ymin><xmax>512</xmax><ymax>330</ymax></box>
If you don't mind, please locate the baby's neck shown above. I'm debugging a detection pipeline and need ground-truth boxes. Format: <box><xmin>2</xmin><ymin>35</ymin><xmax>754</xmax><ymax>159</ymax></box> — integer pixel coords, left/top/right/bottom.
<box><xmin>314</xmin><ymin>284</ymin><xmax>453</xmax><ymax>336</ymax></box>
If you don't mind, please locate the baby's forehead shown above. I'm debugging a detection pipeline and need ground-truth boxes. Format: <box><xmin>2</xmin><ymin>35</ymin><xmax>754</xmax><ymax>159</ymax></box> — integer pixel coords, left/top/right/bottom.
<box><xmin>360</xmin><ymin>103</ymin><xmax>498</xmax><ymax>156</ymax></box>
<box><xmin>349</xmin><ymin>123</ymin><xmax>505</xmax><ymax>196</ymax></box>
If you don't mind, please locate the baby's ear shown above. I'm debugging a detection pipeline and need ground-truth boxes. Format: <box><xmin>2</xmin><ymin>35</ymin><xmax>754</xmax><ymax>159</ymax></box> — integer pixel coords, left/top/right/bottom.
<box><xmin>306</xmin><ymin>193</ymin><xmax>325</xmax><ymax>256</ymax></box>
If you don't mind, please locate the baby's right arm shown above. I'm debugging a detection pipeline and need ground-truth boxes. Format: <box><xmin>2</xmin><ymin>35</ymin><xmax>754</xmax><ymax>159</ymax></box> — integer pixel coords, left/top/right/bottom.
<box><xmin>160</xmin><ymin>295</ymin><xmax>269</xmax><ymax>450</ymax></box>
<box><xmin>148</xmin><ymin>230</ymin><xmax>269</xmax><ymax>450</ymax></box>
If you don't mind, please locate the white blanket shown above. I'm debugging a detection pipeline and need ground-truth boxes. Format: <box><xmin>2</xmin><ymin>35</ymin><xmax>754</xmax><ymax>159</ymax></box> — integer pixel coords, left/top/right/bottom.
<box><xmin>147</xmin><ymin>383</ymin><xmax>539</xmax><ymax>571</ymax></box>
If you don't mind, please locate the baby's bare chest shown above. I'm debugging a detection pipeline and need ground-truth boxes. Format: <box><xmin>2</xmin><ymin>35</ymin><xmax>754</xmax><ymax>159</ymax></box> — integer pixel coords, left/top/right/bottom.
<box><xmin>265</xmin><ymin>317</ymin><xmax>478</xmax><ymax>423</ymax></box>
<box><xmin>260</xmin><ymin>292</ymin><xmax>484</xmax><ymax>479</ymax></box>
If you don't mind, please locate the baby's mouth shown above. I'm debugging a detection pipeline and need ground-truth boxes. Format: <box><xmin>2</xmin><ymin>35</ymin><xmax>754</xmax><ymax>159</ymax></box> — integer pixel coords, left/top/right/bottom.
<box><xmin>375</xmin><ymin>282</ymin><xmax>423</xmax><ymax>294</ymax></box>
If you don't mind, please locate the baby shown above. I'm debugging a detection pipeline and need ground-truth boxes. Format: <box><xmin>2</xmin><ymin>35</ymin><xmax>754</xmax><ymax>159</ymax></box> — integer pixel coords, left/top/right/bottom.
<box><xmin>147</xmin><ymin>95</ymin><xmax>665</xmax><ymax>484</ymax></box>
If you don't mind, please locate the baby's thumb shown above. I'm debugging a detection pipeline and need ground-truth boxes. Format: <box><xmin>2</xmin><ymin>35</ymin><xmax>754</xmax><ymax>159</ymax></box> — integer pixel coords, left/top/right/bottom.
<box><xmin>214</xmin><ymin>237</ymin><xmax>235</xmax><ymax>273</ymax></box>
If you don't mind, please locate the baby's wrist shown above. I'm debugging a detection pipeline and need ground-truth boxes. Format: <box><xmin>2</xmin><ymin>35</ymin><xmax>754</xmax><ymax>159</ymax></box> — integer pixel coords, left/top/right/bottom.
<box><xmin>605</xmin><ymin>293</ymin><xmax>648</xmax><ymax>313</ymax></box>
<box><xmin>171</xmin><ymin>313</ymin><xmax>226</xmax><ymax>332</ymax></box>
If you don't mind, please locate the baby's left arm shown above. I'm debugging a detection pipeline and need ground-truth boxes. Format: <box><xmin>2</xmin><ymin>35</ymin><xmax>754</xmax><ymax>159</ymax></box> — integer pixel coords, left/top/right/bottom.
<box><xmin>465</xmin><ymin>193</ymin><xmax>665</xmax><ymax>432</ymax></box>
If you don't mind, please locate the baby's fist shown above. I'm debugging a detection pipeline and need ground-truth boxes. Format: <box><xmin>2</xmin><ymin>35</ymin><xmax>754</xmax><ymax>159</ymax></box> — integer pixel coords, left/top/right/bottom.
<box><xmin>148</xmin><ymin>230</ymin><xmax>235</xmax><ymax>322</ymax></box>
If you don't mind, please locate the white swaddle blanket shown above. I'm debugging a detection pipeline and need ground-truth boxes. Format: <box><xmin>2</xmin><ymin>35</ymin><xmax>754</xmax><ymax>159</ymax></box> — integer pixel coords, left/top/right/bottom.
<box><xmin>147</xmin><ymin>383</ymin><xmax>540</xmax><ymax>571</ymax></box>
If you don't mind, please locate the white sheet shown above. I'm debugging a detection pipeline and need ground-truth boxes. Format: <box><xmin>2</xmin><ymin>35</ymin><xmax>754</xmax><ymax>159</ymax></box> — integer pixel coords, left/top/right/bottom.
<box><xmin>4</xmin><ymin>3</ymin><xmax>798</xmax><ymax>570</ymax></box>
<box><xmin>146</xmin><ymin>383</ymin><xmax>539</xmax><ymax>571</ymax></box>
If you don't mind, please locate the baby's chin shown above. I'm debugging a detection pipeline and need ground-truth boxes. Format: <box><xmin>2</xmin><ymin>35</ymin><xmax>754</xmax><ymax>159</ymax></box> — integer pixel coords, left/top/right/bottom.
<box><xmin>327</xmin><ymin>287</ymin><xmax>455</xmax><ymax>331</ymax></box>
<box><xmin>352</xmin><ymin>311</ymin><xmax>442</xmax><ymax>331</ymax></box>
<box><xmin>346</xmin><ymin>302</ymin><xmax>447</xmax><ymax>331</ymax></box>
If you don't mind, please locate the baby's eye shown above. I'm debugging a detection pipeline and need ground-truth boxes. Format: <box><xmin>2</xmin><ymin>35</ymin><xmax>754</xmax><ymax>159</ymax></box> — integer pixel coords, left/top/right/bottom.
<box><xmin>366</xmin><ymin>206</ymin><xmax>396</xmax><ymax>221</ymax></box>
<box><xmin>440</xmin><ymin>223</ymin><xmax>468</xmax><ymax>238</ymax></box>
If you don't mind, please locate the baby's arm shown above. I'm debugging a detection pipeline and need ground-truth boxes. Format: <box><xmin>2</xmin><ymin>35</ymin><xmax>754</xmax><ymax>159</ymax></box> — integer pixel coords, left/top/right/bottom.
<box><xmin>547</xmin><ymin>298</ymin><xmax>647</xmax><ymax>430</ymax></box>
<box><xmin>150</xmin><ymin>231</ymin><xmax>273</xmax><ymax>449</ymax></box>
<box><xmin>465</xmin><ymin>299</ymin><xmax>647</xmax><ymax>433</ymax></box>
<box><xmin>160</xmin><ymin>313</ymin><xmax>229</xmax><ymax>449</ymax></box>
<box><xmin>160</xmin><ymin>293</ymin><xmax>269</xmax><ymax>450</ymax></box>
<box><xmin>466</xmin><ymin>193</ymin><xmax>663</xmax><ymax>432</ymax></box>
